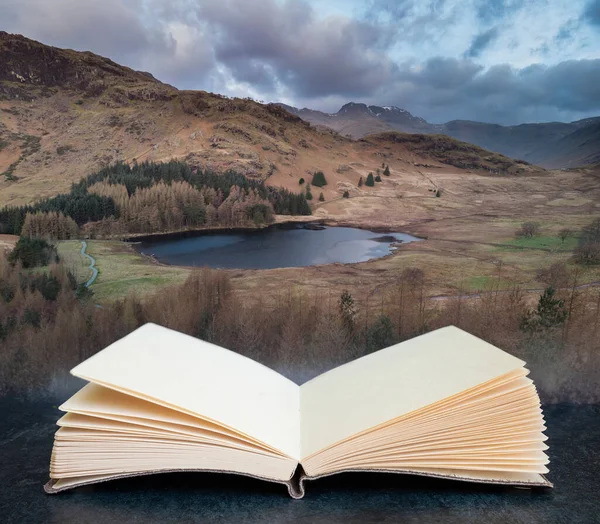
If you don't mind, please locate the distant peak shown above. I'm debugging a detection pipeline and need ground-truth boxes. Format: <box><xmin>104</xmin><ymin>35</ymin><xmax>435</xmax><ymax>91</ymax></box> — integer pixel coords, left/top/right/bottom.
<box><xmin>338</xmin><ymin>102</ymin><xmax>372</xmax><ymax>115</ymax></box>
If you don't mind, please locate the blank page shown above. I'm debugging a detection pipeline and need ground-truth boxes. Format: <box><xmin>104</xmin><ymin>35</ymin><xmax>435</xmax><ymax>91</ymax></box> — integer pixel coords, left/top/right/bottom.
<box><xmin>300</xmin><ymin>326</ymin><xmax>525</xmax><ymax>458</ymax></box>
<box><xmin>70</xmin><ymin>324</ymin><xmax>301</xmax><ymax>459</ymax></box>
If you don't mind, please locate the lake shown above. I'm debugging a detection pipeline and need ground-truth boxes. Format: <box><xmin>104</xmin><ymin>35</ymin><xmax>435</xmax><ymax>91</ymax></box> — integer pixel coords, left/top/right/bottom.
<box><xmin>131</xmin><ymin>224</ymin><xmax>421</xmax><ymax>269</ymax></box>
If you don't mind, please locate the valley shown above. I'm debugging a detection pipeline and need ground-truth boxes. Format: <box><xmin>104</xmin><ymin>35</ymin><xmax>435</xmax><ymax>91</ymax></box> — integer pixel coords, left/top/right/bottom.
<box><xmin>1</xmin><ymin>32</ymin><xmax>600</xmax><ymax>404</ymax></box>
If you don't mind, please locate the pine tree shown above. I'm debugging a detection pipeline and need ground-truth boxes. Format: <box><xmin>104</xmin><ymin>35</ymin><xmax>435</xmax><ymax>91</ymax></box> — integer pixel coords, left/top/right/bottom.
<box><xmin>339</xmin><ymin>290</ymin><xmax>357</xmax><ymax>332</ymax></box>
<box><xmin>375</xmin><ymin>175</ymin><xmax>382</xmax><ymax>182</ymax></box>
<box><xmin>305</xmin><ymin>183</ymin><xmax>313</xmax><ymax>200</ymax></box>
<box><xmin>521</xmin><ymin>286</ymin><xmax>568</xmax><ymax>332</ymax></box>
<box><xmin>366</xmin><ymin>173</ymin><xmax>375</xmax><ymax>187</ymax></box>
<box><xmin>311</xmin><ymin>171</ymin><xmax>327</xmax><ymax>187</ymax></box>
<box><xmin>319</xmin><ymin>192</ymin><xmax>325</xmax><ymax>202</ymax></box>
<box><xmin>384</xmin><ymin>165</ymin><xmax>390</xmax><ymax>176</ymax></box>
<box><xmin>358</xmin><ymin>176</ymin><xmax>364</xmax><ymax>187</ymax></box>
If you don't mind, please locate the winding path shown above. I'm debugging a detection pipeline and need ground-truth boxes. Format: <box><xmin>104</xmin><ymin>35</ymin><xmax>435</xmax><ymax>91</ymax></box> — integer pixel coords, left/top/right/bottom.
<box><xmin>80</xmin><ymin>241</ymin><xmax>98</xmax><ymax>288</ymax></box>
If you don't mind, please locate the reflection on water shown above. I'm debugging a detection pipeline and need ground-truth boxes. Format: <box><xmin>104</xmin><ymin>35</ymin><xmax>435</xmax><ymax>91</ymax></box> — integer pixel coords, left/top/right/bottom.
<box><xmin>132</xmin><ymin>224</ymin><xmax>421</xmax><ymax>269</ymax></box>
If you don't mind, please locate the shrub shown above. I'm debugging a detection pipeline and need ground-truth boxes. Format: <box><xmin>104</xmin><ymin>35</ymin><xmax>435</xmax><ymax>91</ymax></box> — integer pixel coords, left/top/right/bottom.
<box><xmin>366</xmin><ymin>314</ymin><xmax>396</xmax><ymax>353</ymax></box>
<box><xmin>23</xmin><ymin>308</ymin><xmax>41</xmax><ymax>328</ymax></box>
<box><xmin>375</xmin><ymin>175</ymin><xmax>382</xmax><ymax>182</ymax></box>
<box><xmin>311</xmin><ymin>171</ymin><xmax>327</xmax><ymax>187</ymax></box>
<box><xmin>574</xmin><ymin>217</ymin><xmax>600</xmax><ymax>265</ymax></box>
<box><xmin>574</xmin><ymin>241</ymin><xmax>600</xmax><ymax>265</ymax></box>
<box><xmin>358</xmin><ymin>176</ymin><xmax>364</xmax><ymax>187</ymax></box>
<box><xmin>7</xmin><ymin>237</ymin><xmax>59</xmax><ymax>268</ymax></box>
<box><xmin>365</xmin><ymin>173</ymin><xmax>375</xmax><ymax>187</ymax></box>
<box><xmin>319</xmin><ymin>192</ymin><xmax>325</xmax><ymax>202</ymax></box>
<box><xmin>299</xmin><ymin>178</ymin><xmax>305</xmax><ymax>185</ymax></box>
<box><xmin>342</xmin><ymin>191</ymin><xmax>350</xmax><ymax>198</ymax></box>
<box><xmin>435</xmin><ymin>189</ymin><xmax>441</xmax><ymax>197</ymax></box>
<box><xmin>383</xmin><ymin>165</ymin><xmax>391</xmax><ymax>176</ymax></box>
<box><xmin>29</xmin><ymin>273</ymin><xmax>62</xmax><ymax>301</ymax></box>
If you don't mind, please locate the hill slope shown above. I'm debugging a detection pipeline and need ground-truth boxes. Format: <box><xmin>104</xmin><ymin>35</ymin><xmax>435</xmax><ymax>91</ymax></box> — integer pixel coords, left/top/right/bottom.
<box><xmin>0</xmin><ymin>32</ymin><xmax>543</xmax><ymax>207</ymax></box>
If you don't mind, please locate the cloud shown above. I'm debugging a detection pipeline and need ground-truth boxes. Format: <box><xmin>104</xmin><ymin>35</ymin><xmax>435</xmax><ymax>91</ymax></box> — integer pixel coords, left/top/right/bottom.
<box><xmin>465</xmin><ymin>27</ymin><xmax>500</xmax><ymax>58</ymax></box>
<box><xmin>383</xmin><ymin>58</ymin><xmax>600</xmax><ymax>124</ymax></box>
<box><xmin>475</xmin><ymin>0</ymin><xmax>524</xmax><ymax>23</ymax></box>
<box><xmin>196</xmin><ymin>0</ymin><xmax>397</xmax><ymax>98</ymax></box>
<box><xmin>583</xmin><ymin>0</ymin><xmax>600</xmax><ymax>26</ymax></box>
<box><xmin>0</xmin><ymin>0</ymin><xmax>599</xmax><ymax>125</ymax></box>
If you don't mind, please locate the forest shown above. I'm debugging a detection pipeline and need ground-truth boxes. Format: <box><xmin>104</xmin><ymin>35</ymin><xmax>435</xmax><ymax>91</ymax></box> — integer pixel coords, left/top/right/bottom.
<box><xmin>0</xmin><ymin>248</ymin><xmax>598</xmax><ymax>404</ymax></box>
<box><xmin>0</xmin><ymin>161</ymin><xmax>311</xmax><ymax>238</ymax></box>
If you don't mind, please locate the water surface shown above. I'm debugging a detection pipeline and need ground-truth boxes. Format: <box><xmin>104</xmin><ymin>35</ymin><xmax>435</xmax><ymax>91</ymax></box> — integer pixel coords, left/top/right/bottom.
<box><xmin>132</xmin><ymin>224</ymin><xmax>421</xmax><ymax>269</ymax></box>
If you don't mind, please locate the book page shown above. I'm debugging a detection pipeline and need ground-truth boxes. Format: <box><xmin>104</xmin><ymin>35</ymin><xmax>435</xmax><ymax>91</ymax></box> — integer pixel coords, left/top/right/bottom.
<box><xmin>70</xmin><ymin>323</ymin><xmax>301</xmax><ymax>459</ymax></box>
<box><xmin>300</xmin><ymin>326</ymin><xmax>525</xmax><ymax>459</ymax></box>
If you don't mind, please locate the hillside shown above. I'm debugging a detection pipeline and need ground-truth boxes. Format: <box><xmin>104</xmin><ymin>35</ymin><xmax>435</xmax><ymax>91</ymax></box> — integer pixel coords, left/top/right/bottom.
<box><xmin>0</xmin><ymin>33</ymin><xmax>545</xmax><ymax>208</ymax></box>
<box><xmin>525</xmin><ymin>121</ymin><xmax>600</xmax><ymax>169</ymax></box>
<box><xmin>281</xmin><ymin>101</ymin><xmax>600</xmax><ymax>169</ymax></box>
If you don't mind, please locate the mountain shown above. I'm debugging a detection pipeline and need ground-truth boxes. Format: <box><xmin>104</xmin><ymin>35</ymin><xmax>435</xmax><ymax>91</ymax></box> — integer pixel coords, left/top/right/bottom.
<box><xmin>280</xmin><ymin>102</ymin><xmax>600</xmax><ymax>169</ymax></box>
<box><xmin>279</xmin><ymin>102</ymin><xmax>431</xmax><ymax>137</ymax></box>
<box><xmin>0</xmin><ymin>32</ymin><xmax>543</xmax><ymax>207</ymax></box>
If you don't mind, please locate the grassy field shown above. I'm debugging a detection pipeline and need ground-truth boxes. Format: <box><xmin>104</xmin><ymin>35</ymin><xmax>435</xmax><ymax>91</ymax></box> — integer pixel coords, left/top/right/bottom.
<box><xmin>53</xmin><ymin>240</ymin><xmax>190</xmax><ymax>303</ymax></box>
<box><xmin>55</xmin><ymin>240</ymin><xmax>91</xmax><ymax>284</ymax></box>
<box><xmin>498</xmin><ymin>235</ymin><xmax>579</xmax><ymax>251</ymax></box>
<box><xmin>84</xmin><ymin>242</ymin><xmax>190</xmax><ymax>303</ymax></box>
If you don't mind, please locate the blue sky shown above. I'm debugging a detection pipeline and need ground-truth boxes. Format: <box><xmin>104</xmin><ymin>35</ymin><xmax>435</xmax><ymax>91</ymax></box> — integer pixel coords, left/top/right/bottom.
<box><xmin>2</xmin><ymin>0</ymin><xmax>600</xmax><ymax>124</ymax></box>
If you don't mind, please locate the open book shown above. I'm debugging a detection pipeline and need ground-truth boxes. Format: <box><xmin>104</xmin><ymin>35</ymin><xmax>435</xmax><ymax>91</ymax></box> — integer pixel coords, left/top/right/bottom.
<box><xmin>45</xmin><ymin>324</ymin><xmax>551</xmax><ymax>498</ymax></box>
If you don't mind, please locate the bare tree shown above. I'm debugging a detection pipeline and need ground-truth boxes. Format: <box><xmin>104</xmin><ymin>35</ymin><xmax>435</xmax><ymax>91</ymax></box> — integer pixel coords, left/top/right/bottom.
<box><xmin>558</xmin><ymin>228</ymin><xmax>572</xmax><ymax>243</ymax></box>
<box><xmin>515</xmin><ymin>221</ymin><xmax>541</xmax><ymax>238</ymax></box>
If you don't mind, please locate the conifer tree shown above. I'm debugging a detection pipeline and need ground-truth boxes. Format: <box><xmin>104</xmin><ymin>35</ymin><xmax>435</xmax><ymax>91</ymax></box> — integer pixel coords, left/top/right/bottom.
<box><xmin>366</xmin><ymin>173</ymin><xmax>375</xmax><ymax>187</ymax></box>
<box><xmin>305</xmin><ymin>183</ymin><xmax>313</xmax><ymax>200</ymax></box>
<box><xmin>311</xmin><ymin>171</ymin><xmax>327</xmax><ymax>187</ymax></box>
<box><xmin>383</xmin><ymin>165</ymin><xmax>391</xmax><ymax>176</ymax></box>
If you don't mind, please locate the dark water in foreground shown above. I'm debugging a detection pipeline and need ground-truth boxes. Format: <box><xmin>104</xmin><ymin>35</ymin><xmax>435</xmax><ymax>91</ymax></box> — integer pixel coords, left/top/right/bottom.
<box><xmin>1</xmin><ymin>400</ymin><xmax>598</xmax><ymax>523</ymax></box>
<box><xmin>132</xmin><ymin>224</ymin><xmax>421</xmax><ymax>269</ymax></box>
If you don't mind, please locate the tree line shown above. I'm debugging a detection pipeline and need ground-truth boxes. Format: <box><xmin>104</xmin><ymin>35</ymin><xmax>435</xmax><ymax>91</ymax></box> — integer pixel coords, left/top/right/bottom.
<box><xmin>0</xmin><ymin>161</ymin><xmax>311</xmax><ymax>238</ymax></box>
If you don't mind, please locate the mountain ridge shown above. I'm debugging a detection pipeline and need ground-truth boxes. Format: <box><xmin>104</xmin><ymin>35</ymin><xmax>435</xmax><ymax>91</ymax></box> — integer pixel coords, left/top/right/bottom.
<box><xmin>277</xmin><ymin>102</ymin><xmax>600</xmax><ymax>168</ymax></box>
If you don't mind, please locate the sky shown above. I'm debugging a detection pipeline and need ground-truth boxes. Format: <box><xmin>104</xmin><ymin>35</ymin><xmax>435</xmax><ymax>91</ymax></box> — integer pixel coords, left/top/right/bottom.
<box><xmin>2</xmin><ymin>0</ymin><xmax>600</xmax><ymax>124</ymax></box>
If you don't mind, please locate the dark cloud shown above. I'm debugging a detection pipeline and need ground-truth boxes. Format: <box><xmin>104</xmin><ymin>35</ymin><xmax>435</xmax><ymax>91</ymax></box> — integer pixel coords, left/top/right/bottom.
<box><xmin>465</xmin><ymin>27</ymin><xmax>499</xmax><ymax>58</ymax></box>
<box><xmin>583</xmin><ymin>0</ymin><xmax>600</xmax><ymax>26</ymax></box>
<box><xmin>476</xmin><ymin>0</ymin><xmax>523</xmax><ymax>23</ymax></box>
<box><xmin>197</xmin><ymin>0</ymin><xmax>396</xmax><ymax>98</ymax></box>
<box><xmin>0</xmin><ymin>0</ymin><xmax>599</xmax><ymax>125</ymax></box>
<box><xmin>0</xmin><ymin>0</ymin><xmax>215</xmax><ymax>89</ymax></box>
<box><xmin>406</xmin><ymin>58</ymin><xmax>483</xmax><ymax>90</ymax></box>
<box><xmin>384</xmin><ymin>59</ymin><xmax>600</xmax><ymax>124</ymax></box>
<box><xmin>0</xmin><ymin>0</ymin><xmax>161</xmax><ymax>61</ymax></box>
